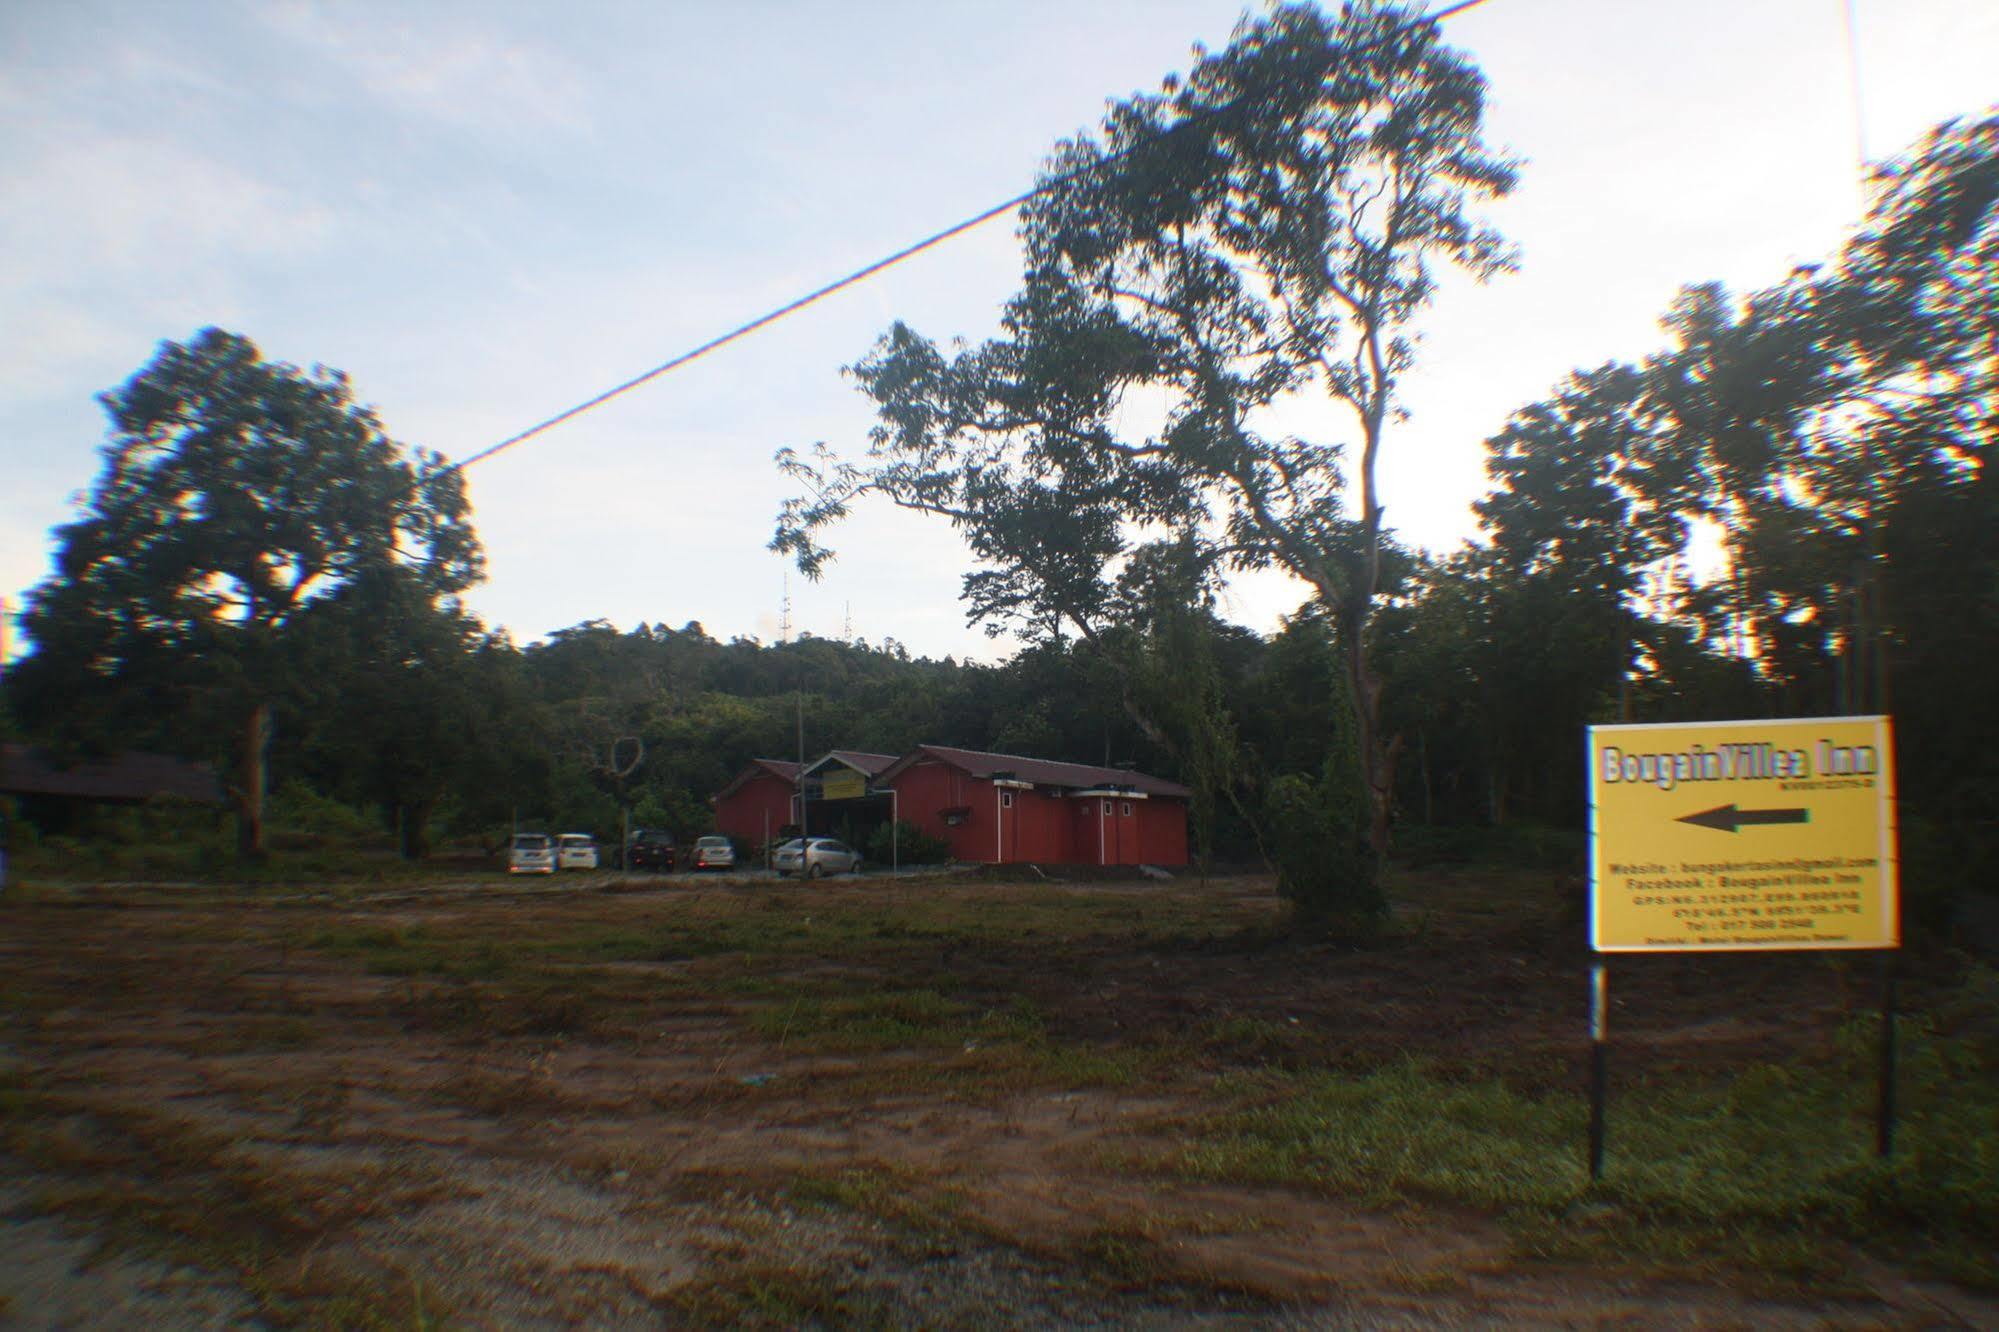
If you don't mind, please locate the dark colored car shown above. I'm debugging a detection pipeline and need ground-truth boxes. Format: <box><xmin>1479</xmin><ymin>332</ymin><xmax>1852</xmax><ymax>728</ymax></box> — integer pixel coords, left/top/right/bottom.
<box><xmin>625</xmin><ymin>829</ymin><xmax>677</xmax><ymax>872</ymax></box>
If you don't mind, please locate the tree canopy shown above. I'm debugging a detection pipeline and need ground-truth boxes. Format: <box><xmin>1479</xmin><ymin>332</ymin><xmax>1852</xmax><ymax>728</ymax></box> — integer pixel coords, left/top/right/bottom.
<box><xmin>14</xmin><ymin>328</ymin><xmax>482</xmax><ymax>857</ymax></box>
<box><xmin>775</xmin><ymin>1</ymin><xmax>1516</xmax><ymax>921</ymax></box>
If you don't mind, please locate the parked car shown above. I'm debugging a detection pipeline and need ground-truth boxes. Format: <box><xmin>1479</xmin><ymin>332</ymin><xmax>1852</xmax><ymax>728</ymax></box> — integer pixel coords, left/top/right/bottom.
<box><xmin>557</xmin><ymin>833</ymin><xmax>599</xmax><ymax>871</ymax></box>
<box><xmin>691</xmin><ymin>835</ymin><xmax>736</xmax><ymax>871</ymax></box>
<box><xmin>508</xmin><ymin>832</ymin><xmax>556</xmax><ymax>874</ymax></box>
<box><xmin>625</xmin><ymin>829</ymin><xmax>676</xmax><ymax>872</ymax></box>
<box><xmin>773</xmin><ymin>837</ymin><xmax>863</xmax><ymax>879</ymax></box>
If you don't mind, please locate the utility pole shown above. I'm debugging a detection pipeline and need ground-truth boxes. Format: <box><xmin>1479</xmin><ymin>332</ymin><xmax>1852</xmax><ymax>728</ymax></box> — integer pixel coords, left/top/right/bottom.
<box><xmin>785</xmin><ymin>576</ymin><xmax>805</xmax><ymax>856</ymax></box>
<box><xmin>611</xmin><ymin>736</ymin><xmax>643</xmax><ymax>869</ymax></box>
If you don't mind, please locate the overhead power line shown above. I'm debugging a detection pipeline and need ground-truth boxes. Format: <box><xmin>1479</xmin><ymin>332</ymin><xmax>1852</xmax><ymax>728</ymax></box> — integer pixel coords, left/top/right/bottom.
<box><xmin>448</xmin><ymin>0</ymin><xmax>1494</xmax><ymax>476</ymax></box>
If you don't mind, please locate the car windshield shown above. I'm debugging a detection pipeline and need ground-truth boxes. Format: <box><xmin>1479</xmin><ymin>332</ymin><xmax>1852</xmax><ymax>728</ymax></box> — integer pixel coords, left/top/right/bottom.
<box><xmin>560</xmin><ymin>836</ymin><xmax>592</xmax><ymax>847</ymax></box>
<box><xmin>696</xmin><ymin>837</ymin><xmax>728</xmax><ymax>848</ymax></box>
<box><xmin>513</xmin><ymin>835</ymin><xmax>549</xmax><ymax>849</ymax></box>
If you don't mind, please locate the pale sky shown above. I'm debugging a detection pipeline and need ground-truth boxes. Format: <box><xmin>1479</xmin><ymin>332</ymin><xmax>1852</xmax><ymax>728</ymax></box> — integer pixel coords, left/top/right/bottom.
<box><xmin>3</xmin><ymin>0</ymin><xmax>1994</xmax><ymax>664</ymax></box>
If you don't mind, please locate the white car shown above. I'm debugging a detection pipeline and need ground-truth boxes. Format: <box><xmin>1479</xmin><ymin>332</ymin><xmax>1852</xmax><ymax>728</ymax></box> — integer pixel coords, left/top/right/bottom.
<box><xmin>691</xmin><ymin>835</ymin><xmax>736</xmax><ymax>871</ymax></box>
<box><xmin>773</xmin><ymin>837</ymin><xmax>863</xmax><ymax>879</ymax></box>
<box><xmin>557</xmin><ymin>833</ymin><xmax>600</xmax><ymax>871</ymax></box>
<box><xmin>508</xmin><ymin>833</ymin><xmax>556</xmax><ymax>874</ymax></box>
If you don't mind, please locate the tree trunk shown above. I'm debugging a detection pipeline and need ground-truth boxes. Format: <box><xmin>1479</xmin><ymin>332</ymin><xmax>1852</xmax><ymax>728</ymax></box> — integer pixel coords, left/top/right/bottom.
<box><xmin>235</xmin><ymin>699</ymin><xmax>271</xmax><ymax>862</ymax></box>
<box><xmin>1418</xmin><ymin>727</ymin><xmax>1433</xmax><ymax>826</ymax></box>
<box><xmin>398</xmin><ymin>798</ymin><xmax>433</xmax><ymax>861</ymax></box>
<box><xmin>1339</xmin><ymin>602</ymin><xmax>1396</xmax><ymax>860</ymax></box>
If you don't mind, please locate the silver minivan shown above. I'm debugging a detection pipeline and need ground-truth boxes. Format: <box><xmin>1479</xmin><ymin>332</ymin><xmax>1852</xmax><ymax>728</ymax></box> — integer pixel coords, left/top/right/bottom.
<box><xmin>509</xmin><ymin>833</ymin><xmax>556</xmax><ymax>874</ymax></box>
<box><xmin>557</xmin><ymin>833</ymin><xmax>600</xmax><ymax>871</ymax></box>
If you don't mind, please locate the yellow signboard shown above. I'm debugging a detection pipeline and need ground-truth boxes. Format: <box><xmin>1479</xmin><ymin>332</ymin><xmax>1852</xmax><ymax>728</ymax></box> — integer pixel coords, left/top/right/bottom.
<box><xmin>821</xmin><ymin>770</ymin><xmax>867</xmax><ymax>801</ymax></box>
<box><xmin>1588</xmin><ymin>715</ymin><xmax>1897</xmax><ymax>953</ymax></box>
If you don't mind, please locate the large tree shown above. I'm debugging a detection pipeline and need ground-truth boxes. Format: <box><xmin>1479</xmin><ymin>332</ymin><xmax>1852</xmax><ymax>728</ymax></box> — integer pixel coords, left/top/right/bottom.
<box><xmin>15</xmin><ymin>328</ymin><xmax>482</xmax><ymax>859</ymax></box>
<box><xmin>776</xmin><ymin>1</ymin><xmax>1515</xmax><ymax>912</ymax></box>
<box><xmin>1636</xmin><ymin>115</ymin><xmax>1996</xmax><ymax>705</ymax></box>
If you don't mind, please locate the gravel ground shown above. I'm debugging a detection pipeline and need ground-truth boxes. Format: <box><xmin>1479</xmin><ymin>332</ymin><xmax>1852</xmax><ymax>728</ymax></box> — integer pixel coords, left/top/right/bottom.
<box><xmin>0</xmin><ymin>1183</ymin><xmax>252</xmax><ymax>1331</ymax></box>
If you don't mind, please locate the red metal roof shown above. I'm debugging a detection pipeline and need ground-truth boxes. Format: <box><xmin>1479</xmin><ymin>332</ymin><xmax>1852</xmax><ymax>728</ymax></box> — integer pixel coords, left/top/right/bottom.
<box><xmin>0</xmin><ymin>744</ymin><xmax>223</xmax><ymax>804</ymax></box>
<box><xmin>815</xmin><ymin>750</ymin><xmax>899</xmax><ymax>777</ymax></box>
<box><xmin>877</xmin><ymin>745</ymin><xmax>1191</xmax><ymax>799</ymax></box>
<box><xmin>712</xmin><ymin>758</ymin><xmax>803</xmax><ymax>803</ymax></box>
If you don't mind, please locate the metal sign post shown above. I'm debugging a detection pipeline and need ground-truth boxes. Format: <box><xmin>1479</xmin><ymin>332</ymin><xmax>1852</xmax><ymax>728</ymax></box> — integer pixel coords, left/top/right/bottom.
<box><xmin>1878</xmin><ymin>951</ymin><xmax>1898</xmax><ymax>1157</ymax></box>
<box><xmin>1588</xmin><ymin>962</ymin><xmax>1608</xmax><ymax>1182</ymax></box>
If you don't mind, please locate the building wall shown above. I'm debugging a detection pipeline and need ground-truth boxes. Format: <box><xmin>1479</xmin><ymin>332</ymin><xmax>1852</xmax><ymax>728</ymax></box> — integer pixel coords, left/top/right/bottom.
<box><xmin>874</xmin><ymin>758</ymin><xmax>1192</xmax><ymax>867</ymax></box>
<box><xmin>891</xmin><ymin>759</ymin><xmax>985</xmax><ymax>862</ymax></box>
<box><xmin>1139</xmin><ymin>796</ymin><xmax>1189</xmax><ymax>865</ymax></box>
<box><xmin>992</xmin><ymin>785</ymin><xmax>1075</xmax><ymax>864</ymax></box>
<box><xmin>1071</xmin><ymin>795</ymin><xmax>1189</xmax><ymax>866</ymax></box>
<box><xmin>714</xmin><ymin>773</ymin><xmax>796</xmax><ymax>852</ymax></box>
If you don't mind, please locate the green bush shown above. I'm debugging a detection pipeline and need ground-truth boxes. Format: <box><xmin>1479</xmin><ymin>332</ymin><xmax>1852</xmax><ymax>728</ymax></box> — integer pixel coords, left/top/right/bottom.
<box><xmin>866</xmin><ymin>819</ymin><xmax>952</xmax><ymax>866</ymax></box>
<box><xmin>1264</xmin><ymin>765</ymin><xmax>1382</xmax><ymax>933</ymax></box>
<box><xmin>266</xmin><ymin>781</ymin><xmax>380</xmax><ymax>844</ymax></box>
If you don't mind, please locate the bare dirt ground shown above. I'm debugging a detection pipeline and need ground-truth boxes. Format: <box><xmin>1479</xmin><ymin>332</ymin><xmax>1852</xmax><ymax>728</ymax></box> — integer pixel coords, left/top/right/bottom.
<box><xmin>1</xmin><ymin>869</ymin><xmax>1992</xmax><ymax>1328</ymax></box>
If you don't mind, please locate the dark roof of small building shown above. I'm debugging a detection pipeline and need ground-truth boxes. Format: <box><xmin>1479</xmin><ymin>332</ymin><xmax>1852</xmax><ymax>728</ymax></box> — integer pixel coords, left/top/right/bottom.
<box><xmin>879</xmin><ymin>745</ymin><xmax>1192</xmax><ymax>800</ymax></box>
<box><xmin>0</xmin><ymin>743</ymin><xmax>223</xmax><ymax>804</ymax></box>
<box><xmin>712</xmin><ymin>758</ymin><xmax>803</xmax><ymax>803</ymax></box>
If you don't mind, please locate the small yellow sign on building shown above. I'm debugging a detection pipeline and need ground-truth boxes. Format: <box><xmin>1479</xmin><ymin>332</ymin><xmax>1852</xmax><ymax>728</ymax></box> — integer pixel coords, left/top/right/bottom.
<box><xmin>820</xmin><ymin>770</ymin><xmax>867</xmax><ymax>802</ymax></box>
<box><xmin>1587</xmin><ymin>715</ymin><xmax>1898</xmax><ymax>952</ymax></box>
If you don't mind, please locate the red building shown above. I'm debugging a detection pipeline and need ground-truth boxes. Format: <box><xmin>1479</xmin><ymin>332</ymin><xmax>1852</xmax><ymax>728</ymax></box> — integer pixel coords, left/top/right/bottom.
<box><xmin>711</xmin><ymin>751</ymin><xmax>898</xmax><ymax>852</ymax></box>
<box><xmin>714</xmin><ymin>744</ymin><xmax>1191</xmax><ymax>868</ymax></box>
<box><xmin>877</xmin><ymin>745</ymin><xmax>1189</xmax><ymax>867</ymax></box>
<box><xmin>710</xmin><ymin>758</ymin><xmax>799</xmax><ymax>851</ymax></box>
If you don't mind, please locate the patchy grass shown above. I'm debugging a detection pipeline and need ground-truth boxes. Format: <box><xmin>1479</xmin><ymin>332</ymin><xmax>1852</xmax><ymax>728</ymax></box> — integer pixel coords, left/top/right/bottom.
<box><xmin>5</xmin><ymin>871</ymin><xmax>1994</xmax><ymax>1320</ymax></box>
<box><xmin>744</xmin><ymin>988</ymin><xmax>1059</xmax><ymax>1056</ymax></box>
<box><xmin>541</xmin><ymin>881</ymin><xmax>1273</xmax><ymax>966</ymax></box>
<box><xmin>788</xmin><ymin>1162</ymin><xmax>967</xmax><ymax>1242</ymax></box>
<box><xmin>305</xmin><ymin>924</ymin><xmax>513</xmax><ymax>979</ymax></box>
<box><xmin>1126</xmin><ymin>1011</ymin><xmax>1998</xmax><ymax>1288</ymax></box>
<box><xmin>1075</xmin><ymin>1224</ymin><xmax>1171</xmax><ymax>1288</ymax></box>
<box><xmin>749</xmin><ymin>988</ymin><xmax>972</xmax><ymax>1051</ymax></box>
<box><xmin>2</xmin><ymin>1083</ymin><xmax>451</xmax><ymax>1327</ymax></box>
<box><xmin>666</xmin><ymin>1262</ymin><xmax>896</xmax><ymax>1329</ymax></box>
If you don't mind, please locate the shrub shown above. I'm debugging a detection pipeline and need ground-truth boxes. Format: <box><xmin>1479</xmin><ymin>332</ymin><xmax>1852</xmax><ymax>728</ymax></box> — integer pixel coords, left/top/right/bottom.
<box><xmin>1264</xmin><ymin>764</ymin><xmax>1383</xmax><ymax>935</ymax></box>
<box><xmin>866</xmin><ymin>819</ymin><xmax>952</xmax><ymax>866</ymax></box>
<box><xmin>266</xmin><ymin>781</ymin><xmax>380</xmax><ymax>843</ymax></box>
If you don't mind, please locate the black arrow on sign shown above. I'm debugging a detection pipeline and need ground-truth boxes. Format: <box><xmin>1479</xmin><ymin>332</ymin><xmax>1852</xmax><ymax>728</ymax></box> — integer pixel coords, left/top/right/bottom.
<box><xmin>1677</xmin><ymin>804</ymin><xmax>1811</xmax><ymax>833</ymax></box>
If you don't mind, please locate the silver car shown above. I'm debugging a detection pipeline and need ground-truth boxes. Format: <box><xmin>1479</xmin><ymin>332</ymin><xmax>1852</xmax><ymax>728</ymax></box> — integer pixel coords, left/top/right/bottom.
<box><xmin>773</xmin><ymin>837</ymin><xmax>863</xmax><ymax>879</ymax></box>
<box><xmin>691</xmin><ymin>835</ymin><xmax>736</xmax><ymax>871</ymax></box>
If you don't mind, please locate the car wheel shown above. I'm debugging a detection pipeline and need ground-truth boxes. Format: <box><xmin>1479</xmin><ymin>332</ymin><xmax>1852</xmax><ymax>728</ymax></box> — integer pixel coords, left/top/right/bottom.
<box><xmin>807</xmin><ymin>862</ymin><xmax>824</xmax><ymax>880</ymax></box>
<box><xmin>851</xmin><ymin>861</ymin><xmax>862</xmax><ymax>875</ymax></box>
